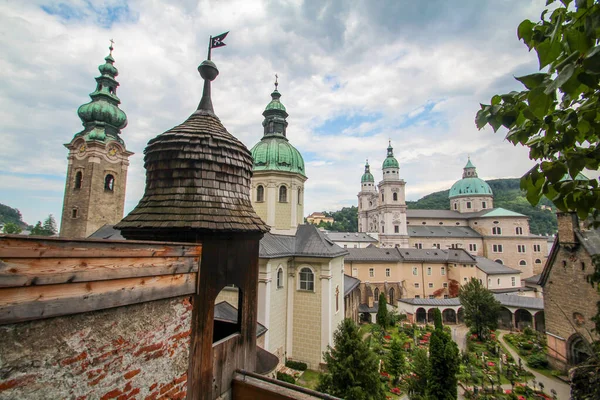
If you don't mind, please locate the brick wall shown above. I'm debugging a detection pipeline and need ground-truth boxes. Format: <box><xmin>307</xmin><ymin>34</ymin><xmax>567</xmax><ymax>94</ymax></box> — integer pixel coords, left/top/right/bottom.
<box><xmin>0</xmin><ymin>296</ymin><xmax>191</xmax><ymax>400</ymax></box>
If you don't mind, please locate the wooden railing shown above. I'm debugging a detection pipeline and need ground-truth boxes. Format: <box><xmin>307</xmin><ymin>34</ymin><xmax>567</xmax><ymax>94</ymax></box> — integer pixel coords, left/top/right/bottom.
<box><xmin>0</xmin><ymin>235</ymin><xmax>201</xmax><ymax>325</ymax></box>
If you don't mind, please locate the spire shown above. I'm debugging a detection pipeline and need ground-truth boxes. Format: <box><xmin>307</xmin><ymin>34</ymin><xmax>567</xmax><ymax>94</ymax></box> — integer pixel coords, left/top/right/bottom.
<box><xmin>463</xmin><ymin>157</ymin><xmax>478</xmax><ymax>178</ymax></box>
<box><xmin>262</xmin><ymin>78</ymin><xmax>289</xmax><ymax>138</ymax></box>
<box><xmin>382</xmin><ymin>140</ymin><xmax>399</xmax><ymax>170</ymax></box>
<box><xmin>361</xmin><ymin>159</ymin><xmax>375</xmax><ymax>183</ymax></box>
<box><xmin>387</xmin><ymin>140</ymin><xmax>394</xmax><ymax>157</ymax></box>
<box><xmin>196</xmin><ymin>60</ymin><xmax>219</xmax><ymax>114</ymax></box>
<box><xmin>75</xmin><ymin>41</ymin><xmax>127</xmax><ymax>144</ymax></box>
<box><xmin>365</xmin><ymin>159</ymin><xmax>370</xmax><ymax>173</ymax></box>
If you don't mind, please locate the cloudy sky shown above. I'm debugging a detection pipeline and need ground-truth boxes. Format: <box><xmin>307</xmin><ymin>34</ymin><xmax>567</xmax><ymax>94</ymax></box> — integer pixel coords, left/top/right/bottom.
<box><xmin>0</xmin><ymin>0</ymin><xmax>546</xmax><ymax>227</ymax></box>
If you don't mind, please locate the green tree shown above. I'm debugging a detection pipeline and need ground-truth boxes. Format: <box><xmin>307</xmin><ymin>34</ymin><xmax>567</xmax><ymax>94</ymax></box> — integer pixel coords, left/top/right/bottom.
<box><xmin>316</xmin><ymin>319</ymin><xmax>386</xmax><ymax>400</ymax></box>
<box><xmin>427</xmin><ymin>309</ymin><xmax>459</xmax><ymax>400</ymax></box>
<box><xmin>2</xmin><ymin>222</ymin><xmax>22</xmax><ymax>234</ymax></box>
<box><xmin>475</xmin><ymin>0</ymin><xmax>600</xmax><ymax>222</ymax></box>
<box><xmin>376</xmin><ymin>292</ymin><xmax>389</xmax><ymax>329</ymax></box>
<box><xmin>386</xmin><ymin>339</ymin><xmax>406</xmax><ymax>385</ymax></box>
<box><xmin>42</xmin><ymin>214</ymin><xmax>57</xmax><ymax>236</ymax></box>
<box><xmin>458</xmin><ymin>278</ymin><xmax>501</xmax><ymax>341</ymax></box>
<box><xmin>30</xmin><ymin>221</ymin><xmax>45</xmax><ymax>236</ymax></box>
<box><xmin>407</xmin><ymin>347</ymin><xmax>429</xmax><ymax>400</ymax></box>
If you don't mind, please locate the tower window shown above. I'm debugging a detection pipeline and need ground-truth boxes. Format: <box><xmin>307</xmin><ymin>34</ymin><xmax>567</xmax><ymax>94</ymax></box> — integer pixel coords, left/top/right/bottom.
<box><xmin>516</xmin><ymin>227</ymin><xmax>523</xmax><ymax>235</ymax></box>
<box><xmin>492</xmin><ymin>227</ymin><xmax>502</xmax><ymax>235</ymax></box>
<box><xmin>277</xmin><ymin>267</ymin><xmax>284</xmax><ymax>289</ymax></box>
<box><xmin>466</xmin><ymin>201</ymin><xmax>472</xmax><ymax>209</ymax></box>
<box><xmin>381</xmin><ymin>193</ymin><xmax>385</xmax><ymax>202</ymax></box>
<box><xmin>394</xmin><ymin>225</ymin><xmax>399</xmax><ymax>233</ymax></box>
<box><xmin>298</xmin><ymin>189</ymin><xmax>302</xmax><ymax>205</ymax></box>
<box><xmin>74</xmin><ymin>171</ymin><xmax>82</xmax><ymax>190</ymax></box>
<box><xmin>453</xmin><ymin>203</ymin><xmax>457</xmax><ymax>210</ymax></box>
<box><xmin>256</xmin><ymin>185</ymin><xmax>264</xmax><ymax>202</ymax></box>
<box><xmin>393</xmin><ymin>192</ymin><xmax>398</xmax><ymax>201</ymax></box>
<box><xmin>482</xmin><ymin>201</ymin><xmax>487</xmax><ymax>209</ymax></box>
<box><xmin>104</xmin><ymin>174</ymin><xmax>115</xmax><ymax>191</ymax></box>
<box><xmin>279</xmin><ymin>185</ymin><xmax>287</xmax><ymax>202</ymax></box>
<box><xmin>299</xmin><ymin>267</ymin><xmax>314</xmax><ymax>291</ymax></box>
<box><xmin>71</xmin><ymin>208</ymin><xmax>78</xmax><ymax>218</ymax></box>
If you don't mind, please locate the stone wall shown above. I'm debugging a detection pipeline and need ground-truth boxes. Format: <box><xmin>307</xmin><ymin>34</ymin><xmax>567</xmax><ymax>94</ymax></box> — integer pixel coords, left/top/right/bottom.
<box><xmin>0</xmin><ymin>296</ymin><xmax>191</xmax><ymax>400</ymax></box>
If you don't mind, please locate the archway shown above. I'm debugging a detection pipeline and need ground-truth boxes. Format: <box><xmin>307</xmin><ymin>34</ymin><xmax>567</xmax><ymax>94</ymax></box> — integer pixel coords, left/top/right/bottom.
<box><xmin>442</xmin><ymin>308</ymin><xmax>457</xmax><ymax>324</ymax></box>
<box><xmin>389</xmin><ymin>287</ymin><xmax>395</xmax><ymax>305</ymax></box>
<box><xmin>514</xmin><ymin>309</ymin><xmax>533</xmax><ymax>330</ymax></box>
<box><xmin>567</xmin><ymin>334</ymin><xmax>592</xmax><ymax>366</ymax></box>
<box><xmin>534</xmin><ymin>311</ymin><xmax>545</xmax><ymax>333</ymax></box>
<box><xmin>427</xmin><ymin>308</ymin><xmax>436</xmax><ymax>323</ymax></box>
<box><xmin>498</xmin><ymin>307</ymin><xmax>513</xmax><ymax>329</ymax></box>
<box><xmin>457</xmin><ymin>307</ymin><xmax>465</xmax><ymax>324</ymax></box>
<box><xmin>416</xmin><ymin>308</ymin><xmax>427</xmax><ymax>324</ymax></box>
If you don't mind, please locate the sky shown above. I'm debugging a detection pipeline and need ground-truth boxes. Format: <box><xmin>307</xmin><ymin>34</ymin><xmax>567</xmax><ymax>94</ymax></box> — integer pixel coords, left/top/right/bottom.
<box><xmin>0</xmin><ymin>0</ymin><xmax>548</xmax><ymax>228</ymax></box>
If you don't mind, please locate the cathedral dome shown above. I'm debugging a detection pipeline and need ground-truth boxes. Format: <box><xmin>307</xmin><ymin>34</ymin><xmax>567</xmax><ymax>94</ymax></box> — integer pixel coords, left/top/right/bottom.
<box><xmin>77</xmin><ymin>100</ymin><xmax>128</xmax><ymax>129</ymax></box>
<box><xmin>361</xmin><ymin>160</ymin><xmax>374</xmax><ymax>182</ymax></box>
<box><xmin>382</xmin><ymin>142</ymin><xmax>399</xmax><ymax>169</ymax></box>
<box><xmin>251</xmin><ymin>137</ymin><xmax>306</xmax><ymax>176</ymax></box>
<box><xmin>448</xmin><ymin>159</ymin><xmax>493</xmax><ymax>198</ymax></box>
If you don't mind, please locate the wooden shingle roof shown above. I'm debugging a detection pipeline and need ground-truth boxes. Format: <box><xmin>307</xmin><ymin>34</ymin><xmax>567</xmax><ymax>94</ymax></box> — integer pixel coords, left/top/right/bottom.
<box><xmin>116</xmin><ymin>60</ymin><xmax>268</xmax><ymax>239</ymax></box>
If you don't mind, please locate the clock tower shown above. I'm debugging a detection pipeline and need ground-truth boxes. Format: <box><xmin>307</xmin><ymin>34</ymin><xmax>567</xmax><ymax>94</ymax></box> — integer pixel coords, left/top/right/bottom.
<box><xmin>59</xmin><ymin>43</ymin><xmax>133</xmax><ymax>238</ymax></box>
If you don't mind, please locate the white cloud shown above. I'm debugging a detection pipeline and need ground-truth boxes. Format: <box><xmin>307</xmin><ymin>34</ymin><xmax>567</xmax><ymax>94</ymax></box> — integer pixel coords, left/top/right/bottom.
<box><xmin>0</xmin><ymin>0</ymin><xmax>548</xmax><ymax>225</ymax></box>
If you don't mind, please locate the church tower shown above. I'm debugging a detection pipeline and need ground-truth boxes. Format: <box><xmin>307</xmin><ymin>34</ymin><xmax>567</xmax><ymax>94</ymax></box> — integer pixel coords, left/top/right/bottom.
<box><xmin>59</xmin><ymin>43</ymin><xmax>133</xmax><ymax>238</ymax></box>
<box><xmin>448</xmin><ymin>158</ymin><xmax>494</xmax><ymax>213</ymax></box>
<box><xmin>377</xmin><ymin>142</ymin><xmax>408</xmax><ymax>247</ymax></box>
<box><xmin>250</xmin><ymin>79</ymin><xmax>307</xmax><ymax>234</ymax></box>
<box><xmin>357</xmin><ymin>160</ymin><xmax>377</xmax><ymax>233</ymax></box>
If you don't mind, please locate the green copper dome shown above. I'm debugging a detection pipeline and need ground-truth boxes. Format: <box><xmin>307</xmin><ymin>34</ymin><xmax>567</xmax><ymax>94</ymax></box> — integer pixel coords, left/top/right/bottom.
<box><xmin>251</xmin><ymin>81</ymin><xmax>305</xmax><ymax>177</ymax></box>
<box><xmin>449</xmin><ymin>159</ymin><xmax>493</xmax><ymax>198</ymax></box>
<box><xmin>382</xmin><ymin>142</ymin><xmax>399</xmax><ymax>169</ymax></box>
<box><xmin>361</xmin><ymin>160</ymin><xmax>374</xmax><ymax>182</ymax></box>
<box><xmin>73</xmin><ymin>43</ymin><xmax>127</xmax><ymax>144</ymax></box>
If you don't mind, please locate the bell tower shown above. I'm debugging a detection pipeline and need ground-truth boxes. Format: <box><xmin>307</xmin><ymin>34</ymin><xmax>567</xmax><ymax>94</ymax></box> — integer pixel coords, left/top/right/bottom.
<box><xmin>59</xmin><ymin>42</ymin><xmax>133</xmax><ymax>238</ymax></box>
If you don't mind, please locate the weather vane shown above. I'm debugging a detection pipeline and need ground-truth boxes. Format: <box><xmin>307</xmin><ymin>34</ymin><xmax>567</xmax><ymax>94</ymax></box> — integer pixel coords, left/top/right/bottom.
<box><xmin>109</xmin><ymin>39</ymin><xmax>114</xmax><ymax>55</ymax></box>
<box><xmin>275</xmin><ymin>73</ymin><xmax>279</xmax><ymax>90</ymax></box>
<box><xmin>208</xmin><ymin>31</ymin><xmax>229</xmax><ymax>60</ymax></box>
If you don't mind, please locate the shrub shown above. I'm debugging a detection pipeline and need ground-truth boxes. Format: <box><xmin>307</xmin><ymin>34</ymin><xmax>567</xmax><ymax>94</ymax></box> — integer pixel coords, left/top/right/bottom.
<box><xmin>523</xmin><ymin>327</ymin><xmax>534</xmax><ymax>336</ymax></box>
<box><xmin>520</xmin><ymin>342</ymin><xmax>533</xmax><ymax>351</ymax></box>
<box><xmin>526</xmin><ymin>353</ymin><xmax>549</xmax><ymax>369</ymax></box>
<box><xmin>277</xmin><ymin>371</ymin><xmax>295</xmax><ymax>384</ymax></box>
<box><xmin>285</xmin><ymin>360</ymin><xmax>307</xmax><ymax>371</ymax></box>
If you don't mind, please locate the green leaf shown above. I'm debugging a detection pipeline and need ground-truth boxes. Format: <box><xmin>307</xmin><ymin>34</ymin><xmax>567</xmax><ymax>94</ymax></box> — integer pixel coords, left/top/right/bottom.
<box><xmin>583</xmin><ymin>46</ymin><xmax>600</xmax><ymax>74</ymax></box>
<box><xmin>515</xmin><ymin>73</ymin><xmax>548</xmax><ymax>89</ymax></box>
<box><xmin>537</xmin><ymin>40</ymin><xmax>562</xmax><ymax>69</ymax></box>
<box><xmin>518</xmin><ymin>20</ymin><xmax>536</xmax><ymax>48</ymax></box>
<box><xmin>566</xmin><ymin>29</ymin><xmax>591</xmax><ymax>54</ymax></box>
<box><xmin>577</xmin><ymin>72</ymin><xmax>598</xmax><ymax>88</ymax></box>
<box><xmin>559</xmin><ymin>0</ymin><xmax>572</xmax><ymax>5</ymax></box>
<box><xmin>528</xmin><ymin>87</ymin><xmax>552</xmax><ymax>119</ymax></box>
<box><xmin>475</xmin><ymin>109</ymin><xmax>489</xmax><ymax>130</ymax></box>
<box><xmin>541</xmin><ymin>161</ymin><xmax>569</xmax><ymax>183</ymax></box>
<box><xmin>544</xmin><ymin>63</ymin><xmax>575</xmax><ymax>94</ymax></box>
<box><xmin>575</xmin><ymin>0</ymin><xmax>589</xmax><ymax>9</ymax></box>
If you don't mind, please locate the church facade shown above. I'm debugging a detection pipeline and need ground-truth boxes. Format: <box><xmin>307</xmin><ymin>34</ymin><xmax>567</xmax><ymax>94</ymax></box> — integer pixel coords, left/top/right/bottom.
<box><xmin>357</xmin><ymin>151</ymin><xmax>549</xmax><ymax>278</ymax></box>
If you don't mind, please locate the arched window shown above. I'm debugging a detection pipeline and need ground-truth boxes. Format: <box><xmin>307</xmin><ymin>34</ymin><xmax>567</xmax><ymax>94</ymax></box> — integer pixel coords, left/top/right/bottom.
<box><xmin>298</xmin><ymin>188</ymin><xmax>302</xmax><ymax>205</ymax></box>
<box><xmin>279</xmin><ymin>185</ymin><xmax>287</xmax><ymax>203</ymax></box>
<box><xmin>374</xmin><ymin>287</ymin><xmax>380</xmax><ymax>300</ymax></box>
<box><xmin>74</xmin><ymin>171</ymin><xmax>82</xmax><ymax>190</ymax></box>
<box><xmin>335</xmin><ymin>286</ymin><xmax>339</xmax><ymax>313</ymax></box>
<box><xmin>535</xmin><ymin>259</ymin><xmax>542</xmax><ymax>264</ymax></box>
<box><xmin>519</xmin><ymin>260</ymin><xmax>527</xmax><ymax>266</ymax></box>
<box><xmin>492</xmin><ymin>226</ymin><xmax>502</xmax><ymax>235</ymax></box>
<box><xmin>299</xmin><ymin>267</ymin><xmax>314</xmax><ymax>291</ymax></box>
<box><xmin>277</xmin><ymin>267</ymin><xmax>284</xmax><ymax>289</ymax></box>
<box><xmin>256</xmin><ymin>185</ymin><xmax>264</xmax><ymax>202</ymax></box>
<box><xmin>393</xmin><ymin>192</ymin><xmax>398</xmax><ymax>201</ymax></box>
<box><xmin>389</xmin><ymin>287</ymin><xmax>395</xmax><ymax>305</ymax></box>
<box><xmin>104</xmin><ymin>174</ymin><xmax>115</xmax><ymax>191</ymax></box>
<box><xmin>495</xmin><ymin>259</ymin><xmax>503</xmax><ymax>264</ymax></box>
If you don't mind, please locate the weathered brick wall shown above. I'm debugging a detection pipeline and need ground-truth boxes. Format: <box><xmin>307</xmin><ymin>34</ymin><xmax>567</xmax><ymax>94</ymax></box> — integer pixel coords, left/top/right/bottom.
<box><xmin>0</xmin><ymin>296</ymin><xmax>192</xmax><ymax>400</ymax></box>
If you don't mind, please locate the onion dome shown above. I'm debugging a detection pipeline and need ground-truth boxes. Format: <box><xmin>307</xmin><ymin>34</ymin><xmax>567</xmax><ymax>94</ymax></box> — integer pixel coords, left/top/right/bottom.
<box><xmin>116</xmin><ymin>58</ymin><xmax>269</xmax><ymax>240</ymax></box>
<box><xmin>250</xmin><ymin>80</ymin><xmax>306</xmax><ymax>177</ymax></box>
<box><xmin>74</xmin><ymin>43</ymin><xmax>127</xmax><ymax>144</ymax></box>
<box><xmin>382</xmin><ymin>141</ymin><xmax>399</xmax><ymax>169</ymax></box>
<box><xmin>361</xmin><ymin>160</ymin><xmax>374</xmax><ymax>182</ymax></box>
<box><xmin>449</xmin><ymin>158</ymin><xmax>493</xmax><ymax>198</ymax></box>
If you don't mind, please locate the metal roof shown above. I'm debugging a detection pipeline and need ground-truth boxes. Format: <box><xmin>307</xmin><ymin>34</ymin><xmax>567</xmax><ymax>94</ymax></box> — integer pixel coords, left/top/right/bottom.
<box><xmin>214</xmin><ymin>301</ymin><xmax>267</xmax><ymax>337</ymax></box>
<box><xmin>258</xmin><ymin>224</ymin><xmax>347</xmax><ymax>259</ymax></box>
<box><xmin>325</xmin><ymin>232</ymin><xmax>378</xmax><ymax>243</ymax></box>
<box><xmin>576</xmin><ymin>229</ymin><xmax>600</xmax><ymax>256</ymax></box>
<box><xmin>408</xmin><ymin>225</ymin><xmax>482</xmax><ymax>238</ymax></box>
<box><xmin>345</xmin><ymin>247</ymin><xmax>476</xmax><ymax>264</ymax></box>
<box><xmin>523</xmin><ymin>273</ymin><xmax>541</xmax><ymax>285</ymax></box>
<box><xmin>345</xmin><ymin>247</ymin><xmax>400</xmax><ymax>262</ymax></box>
<box><xmin>399</xmin><ymin>298</ymin><xmax>461</xmax><ymax>306</ymax></box>
<box><xmin>475</xmin><ymin>256</ymin><xmax>521</xmax><ymax>275</ymax></box>
<box><xmin>344</xmin><ymin>274</ymin><xmax>361</xmax><ymax>297</ymax></box>
<box><xmin>399</xmin><ymin>294</ymin><xmax>542</xmax><ymax>310</ymax></box>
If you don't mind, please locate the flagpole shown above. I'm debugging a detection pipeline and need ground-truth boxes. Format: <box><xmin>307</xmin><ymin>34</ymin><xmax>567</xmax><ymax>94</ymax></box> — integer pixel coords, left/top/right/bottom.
<box><xmin>208</xmin><ymin>35</ymin><xmax>212</xmax><ymax>60</ymax></box>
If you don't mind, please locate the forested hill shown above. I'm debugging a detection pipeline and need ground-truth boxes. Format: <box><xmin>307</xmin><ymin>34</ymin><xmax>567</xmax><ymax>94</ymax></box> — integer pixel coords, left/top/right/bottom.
<box><xmin>0</xmin><ymin>203</ymin><xmax>29</xmax><ymax>228</ymax></box>
<box><xmin>406</xmin><ymin>178</ymin><xmax>557</xmax><ymax>235</ymax></box>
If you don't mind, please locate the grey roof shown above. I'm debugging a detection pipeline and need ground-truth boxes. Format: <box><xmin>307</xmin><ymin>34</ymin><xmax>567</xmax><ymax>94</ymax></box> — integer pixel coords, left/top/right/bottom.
<box><xmin>493</xmin><ymin>294</ymin><xmax>543</xmax><ymax>310</ymax></box>
<box><xmin>344</xmin><ymin>274</ymin><xmax>361</xmax><ymax>297</ymax></box>
<box><xmin>345</xmin><ymin>247</ymin><xmax>476</xmax><ymax>264</ymax></box>
<box><xmin>398</xmin><ymin>294</ymin><xmax>542</xmax><ymax>310</ymax></box>
<box><xmin>325</xmin><ymin>232</ymin><xmax>378</xmax><ymax>243</ymax></box>
<box><xmin>408</xmin><ymin>225</ymin><xmax>482</xmax><ymax>238</ymax></box>
<box><xmin>258</xmin><ymin>224</ymin><xmax>347</xmax><ymax>259</ymax></box>
<box><xmin>399</xmin><ymin>297</ymin><xmax>462</xmax><ymax>306</ymax></box>
<box><xmin>576</xmin><ymin>229</ymin><xmax>600</xmax><ymax>256</ymax></box>
<box><xmin>89</xmin><ymin>224</ymin><xmax>125</xmax><ymax>240</ymax></box>
<box><xmin>214</xmin><ymin>301</ymin><xmax>267</xmax><ymax>337</ymax></box>
<box><xmin>358</xmin><ymin>301</ymin><xmax>381</xmax><ymax>313</ymax></box>
<box><xmin>406</xmin><ymin>208</ymin><xmax>527</xmax><ymax>220</ymax></box>
<box><xmin>345</xmin><ymin>247</ymin><xmax>400</xmax><ymax>262</ymax></box>
<box><xmin>523</xmin><ymin>274</ymin><xmax>541</xmax><ymax>285</ymax></box>
<box><xmin>490</xmin><ymin>287</ymin><xmax>535</xmax><ymax>294</ymax></box>
<box><xmin>475</xmin><ymin>256</ymin><xmax>521</xmax><ymax>275</ymax></box>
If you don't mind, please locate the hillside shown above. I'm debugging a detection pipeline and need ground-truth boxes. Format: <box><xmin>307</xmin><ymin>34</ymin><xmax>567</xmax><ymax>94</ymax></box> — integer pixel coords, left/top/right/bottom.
<box><xmin>406</xmin><ymin>178</ymin><xmax>557</xmax><ymax>235</ymax></box>
<box><xmin>0</xmin><ymin>203</ymin><xmax>29</xmax><ymax>228</ymax></box>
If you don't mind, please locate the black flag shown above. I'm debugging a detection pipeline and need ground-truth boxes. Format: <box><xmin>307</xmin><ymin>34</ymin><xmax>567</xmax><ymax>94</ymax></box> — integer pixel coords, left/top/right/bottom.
<box><xmin>211</xmin><ymin>32</ymin><xmax>229</xmax><ymax>49</ymax></box>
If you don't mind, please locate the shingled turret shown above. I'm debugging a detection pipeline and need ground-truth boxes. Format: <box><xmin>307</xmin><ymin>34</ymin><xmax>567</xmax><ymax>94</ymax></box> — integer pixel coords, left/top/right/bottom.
<box><xmin>116</xmin><ymin>58</ymin><xmax>269</xmax><ymax>241</ymax></box>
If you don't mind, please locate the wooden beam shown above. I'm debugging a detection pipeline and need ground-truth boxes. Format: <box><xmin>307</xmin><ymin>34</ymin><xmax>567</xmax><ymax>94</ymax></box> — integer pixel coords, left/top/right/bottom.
<box><xmin>0</xmin><ymin>237</ymin><xmax>201</xmax><ymax>259</ymax></box>
<box><xmin>0</xmin><ymin>257</ymin><xmax>199</xmax><ymax>287</ymax></box>
<box><xmin>0</xmin><ymin>273</ymin><xmax>196</xmax><ymax>324</ymax></box>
